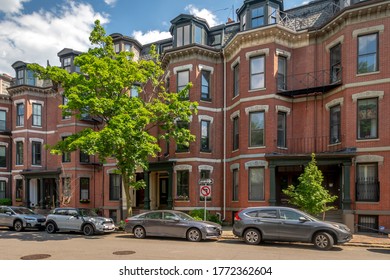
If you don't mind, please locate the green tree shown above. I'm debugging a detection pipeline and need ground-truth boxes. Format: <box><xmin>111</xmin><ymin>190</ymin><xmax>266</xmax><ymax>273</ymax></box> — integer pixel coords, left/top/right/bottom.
<box><xmin>282</xmin><ymin>153</ymin><xmax>337</xmax><ymax>219</ymax></box>
<box><xmin>30</xmin><ymin>20</ymin><xmax>197</xmax><ymax>217</ymax></box>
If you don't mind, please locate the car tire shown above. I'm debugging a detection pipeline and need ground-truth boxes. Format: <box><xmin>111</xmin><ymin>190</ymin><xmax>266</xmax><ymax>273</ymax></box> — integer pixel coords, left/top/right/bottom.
<box><xmin>187</xmin><ymin>228</ymin><xmax>202</xmax><ymax>242</ymax></box>
<box><xmin>83</xmin><ymin>224</ymin><xmax>94</xmax><ymax>236</ymax></box>
<box><xmin>14</xmin><ymin>220</ymin><xmax>24</xmax><ymax>232</ymax></box>
<box><xmin>244</xmin><ymin>228</ymin><xmax>261</xmax><ymax>245</ymax></box>
<box><xmin>46</xmin><ymin>222</ymin><xmax>57</xmax><ymax>234</ymax></box>
<box><xmin>314</xmin><ymin>232</ymin><xmax>334</xmax><ymax>250</ymax></box>
<box><xmin>133</xmin><ymin>226</ymin><xmax>146</xmax><ymax>239</ymax></box>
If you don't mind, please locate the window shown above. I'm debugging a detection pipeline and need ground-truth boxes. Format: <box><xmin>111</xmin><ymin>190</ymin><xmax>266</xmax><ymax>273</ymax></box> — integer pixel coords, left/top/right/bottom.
<box><xmin>0</xmin><ymin>181</ymin><xmax>5</xmax><ymax>199</ymax></box>
<box><xmin>114</xmin><ymin>44</ymin><xmax>120</xmax><ymax>53</ymax></box>
<box><xmin>16</xmin><ymin>103</ymin><xmax>24</xmax><ymax>126</ymax></box>
<box><xmin>124</xmin><ymin>44</ymin><xmax>132</xmax><ymax>52</ymax></box>
<box><xmin>0</xmin><ymin>110</ymin><xmax>5</xmax><ymax>131</ymax></box>
<box><xmin>250</xmin><ymin>56</ymin><xmax>265</xmax><ymax>90</ymax></box>
<box><xmin>249</xmin><ymin>111</ymin><xmax>265</xmax><ymax>147</ymax></box>
<box><xmin>277</xmin><ymin>112</ymin><xmax>286</xmax><ymax>148</ymax></box>
<box><xmin>62</xmin><ymin>177</ymin><xmax>71</xmax><ymax>197</ymax></box>
<box><xmin>201</xmin><ymin>70</ymin><xmax>210</xmax><ymax>100</ymax></box>
<box><xmin>80</xmin><ymin>178</ymin><xmax>90</xmax><ymax>200</ymax></box>
<box><xmin>279</xmin><ymin>209</ymin><xmax>302</xmax><ymax>220</ymax></box>
<box><xmin>26</xmin><ymin>70</ymin><xmax>35</xmax><ymax>86</ymax></box>
<box><xmin>357</xmin><ymin>98</ymin><xmax>377</xmax><ymax>139</ymax></box>
<box><xmin>330</xmin><ymin>44</ymin><xmax>342</xmax><ymax>83</ymax></box>
<box><xmin>194</xmin><ymin>25</ymin><xmax>205</xmax><ymax>45</ymax></box>
<box><xmin>16</xmin><ymin>179</ymin><xmax>23</xmax><ymax>200</ymax></box>
<box><xmin>80</xmin><ymin>151</ymin><xmax>90</xmax><ymax>163</ymax></box>
<box><xmin>130</xmin><ymin>86</ymin><xmax>139</xmax><ymax>98</ymax></box>
<box><xmin>0</xmin><ymin>146</ymin><xmax>6</xmax><ymax>168</ymax></box>
<box><xmin>32</xmin><ymin>103</ymin><xmax>42</xmax><ymax>126</ymax></box>
<box><xmin>176</xmin><ymin>121</ymin><xmax>189</xmax><ymax>152</ymax></box>
<box><xmin>277</xmin><ymin>56</ymin><xmax>287</xmax><ymax>90</ymax></box>
<box><xmin>251</xmin><ymin>6</ymin><xmax>264</xmax><ymax>28</ymax></box>
<box><xmin>200</xmin><ymin>120</ymin><xmax>210</xmax><ymax>152</ymax></box>
<box><xmin>62</xmin><ymin>96</ymin><xmax>71</xmax><ymax>119</ymax></box>
<box><xmin>233</xmin><ymin>116</ymin><xmax>239</xmax><ymax>150</ymax></box>
<box><xmin>233</xmin><ymin>64</ymin><xmax>239</xmax><ymax>97</ymax></box>
<box><xmin>109</xmin><ymin>174</ymin><xmax>121</xmax><ymax>200</ymax></box>
<box><xmin>17</xmin><ymin>69</ymin><xmax>24</xmax><ymax>85</ymax></box>
<box><xmin>248</xmin><ymin>167</ymin><xmax>264</xmax><ymax>201</ymax></box>
<box><xmin>32</xmin><ymin>141</ymin><xmax>41</xmax><ymax>165</ymax></box>
<box><xmin>61</xmin><ymin>137</ymin><xmax>70</xmax><ymax>163</ymax></box>
<box><xmin>177</xmin><ymin>70</ymin><xmax>189</xmax><ymax>93</ymax></box>
<box><xmin>200</xmin><ymin>169</ymin><xmax>210</xmax><ymax>179</ymax></box>
<box><xmin>269</xmin><ymin>6</ymin><xmax>278</xmax><ymax>24</ymax></box>
<box><xmin>176</xmin><ymin>170</ymin><xmax>189</xmax><ymax>199</ymax></box>
<box><xmin>356</xmin><ymin>163</ymin><xmax>379</xmax><ymax>202</ymax></box>
<box><xmin>357</xmin><ymin>215</ymin><xmax>378</xmax><ymax>233</ymax></box>
<box><xmin>16</xmin><ymin>141</ymin><xmax>23</xmax><ymax>165</ymax></box>
<box><xmin>63</xmin><ymin>57</ymin><xmax>72</xmax><ymax>73</ymax></box>
<box><xmin>241</xmin><ymin>13</ymin><xmax>247</xmax><ymax>31</ymax></box>
<box><xmin>232</xmin><ymin>169</ymin><xmax>239</xmax><ymax>201</ymax></box>
<box><xmin>330</xmin><ymin>105</ymin><xmax>341</xmax><ymax>144</ymax></box>
<box><xmin>257</xmin><ymin>209</ymin><xmax>277</xmax><ymax>218</ymax></box>
<box><xmin>176</xmin><ymin>25</ymin><xmax>190</xmax><ymax>47</ymax></box>
<box><xmin>358</xmin><ymin>33</ymin><xmax>378</xmax><ymax>74</ymax></box>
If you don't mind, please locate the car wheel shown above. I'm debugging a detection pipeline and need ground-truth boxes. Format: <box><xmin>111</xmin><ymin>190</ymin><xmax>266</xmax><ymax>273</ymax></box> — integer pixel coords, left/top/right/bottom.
<box><xmin>244</xmin><ymin>228</ymin><xmax>261</xmax><ymax>245</ymax></box>
<box><xmin>187</xmin><ymin>228</ymin><xmax>202</xmax><ymax>242</ymax></box>
<box><xmin>314</xmin><ymin>232</ymin><xmax>334</xmax><ymax>250</ymax></box>
<box><xmin>46</xmin><ymin>222</ymin><xmax>57</xmax><ymax>234</ymax></box>
<box><xmin>83</xmin><ymin>224</ymin><xmax>94</xmax><ymax>236</ymax></box>
<box><xmin>14</xmin><ymin>220</ymin><xmax>23</xmax><ymax>232</ymax></box>
<box><xmin>133</xmin><ymin>226</ymin><xmax>146</xmax><ymax>239</ymax></box>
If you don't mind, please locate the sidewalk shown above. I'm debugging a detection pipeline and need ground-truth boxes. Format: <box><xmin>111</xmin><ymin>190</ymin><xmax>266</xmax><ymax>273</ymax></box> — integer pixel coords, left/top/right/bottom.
<box><xmin>221</xmin><ymin>226</ymin><xmax>390</xmax><ymax>248</ymax></box>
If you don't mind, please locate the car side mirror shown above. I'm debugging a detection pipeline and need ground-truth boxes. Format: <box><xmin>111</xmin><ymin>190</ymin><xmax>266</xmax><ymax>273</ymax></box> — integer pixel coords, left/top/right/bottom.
<box><xmin>5</xmin><ymin>211</ymin><xmax>13</xmax><ymax>216</ymax></box>
<box><xmin>299</xmin><ymin>217</ymin><xmax>309</xmax><ymax>222</ymax></box>
<box><xmin>172</xmin><ymin>217</ymin><xmax>180</xmax><ymax>222</ymax></box>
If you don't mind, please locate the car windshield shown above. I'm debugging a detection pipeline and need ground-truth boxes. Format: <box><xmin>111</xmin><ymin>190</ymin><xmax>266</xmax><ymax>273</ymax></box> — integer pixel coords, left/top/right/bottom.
<box><xmin>175</xmin><ymin>212</ymin><xmax>194</xmax><ymax>221</ymax></box>
<box><xmin>11</xmin><ymin>207</ymin><xmax>36</xmax><ymax>215</ymax></box>
<box><xmin>78</xmin><ymin>208</ymin><xmax>98</xmax><ymax>217</ymax></box>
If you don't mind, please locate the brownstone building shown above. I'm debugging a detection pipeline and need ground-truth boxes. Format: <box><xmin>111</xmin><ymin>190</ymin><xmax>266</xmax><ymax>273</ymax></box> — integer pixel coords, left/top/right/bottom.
<box><xmin>2</xmin><ymin>0</ymin><xmax>390</xmax><ymax>232</ymax></box>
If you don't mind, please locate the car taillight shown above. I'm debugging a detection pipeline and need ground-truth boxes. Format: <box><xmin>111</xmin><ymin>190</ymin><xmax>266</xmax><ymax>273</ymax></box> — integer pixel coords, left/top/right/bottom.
<box><xmin>125</xmin><ymin>219</ymin><xmax>129</xmax><ymax>223</ymax></box>
<box><xmin>234</xmin><ymin>211</ymin><xmax>242</xmax><ymax>221</ymax></box>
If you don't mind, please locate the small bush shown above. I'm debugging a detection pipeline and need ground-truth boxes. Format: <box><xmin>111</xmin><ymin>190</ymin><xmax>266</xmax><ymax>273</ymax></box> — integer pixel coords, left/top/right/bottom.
<box><xmin>117</xmin><ymin>220</ymin><xmax>126</xmax><ymax>231</ymax></box>
<box><xmin>189</xmin><ymin>208</ymin><xmax>221</xmax><ymax>225</ymax></box>
<box><xmin>0</xmin><ymin>198</ymin><xmax>12</xmax><ymax>206</ymax></box>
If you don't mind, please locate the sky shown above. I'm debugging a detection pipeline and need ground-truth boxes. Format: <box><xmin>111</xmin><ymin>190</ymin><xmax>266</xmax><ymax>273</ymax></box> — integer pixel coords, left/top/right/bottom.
<box><xmin>0</xmin><ymin>0</ymin><xmax>306</xmax><ymax>76</ymax></box>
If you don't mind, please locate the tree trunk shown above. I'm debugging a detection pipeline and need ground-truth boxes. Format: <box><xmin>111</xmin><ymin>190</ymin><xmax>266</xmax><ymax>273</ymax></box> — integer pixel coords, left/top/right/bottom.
<box><xmin>122</xmin><ymin>174</ymin><xmax>133</xmax><ymax>218</ymax></box>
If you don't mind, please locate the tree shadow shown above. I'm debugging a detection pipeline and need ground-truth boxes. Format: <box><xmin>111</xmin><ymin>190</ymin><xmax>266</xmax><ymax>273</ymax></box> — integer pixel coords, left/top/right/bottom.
<box><xmin>366</xmin><ymin>248</ymin><xmax>390</xmax><ymax>255</ymax></box>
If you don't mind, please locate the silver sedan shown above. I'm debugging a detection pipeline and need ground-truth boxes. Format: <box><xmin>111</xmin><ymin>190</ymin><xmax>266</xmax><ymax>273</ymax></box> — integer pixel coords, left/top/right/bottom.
<box><xmin>125</xmin><ymin>210</ymin><xmax>222</xmax><ymax>242</ymax></box>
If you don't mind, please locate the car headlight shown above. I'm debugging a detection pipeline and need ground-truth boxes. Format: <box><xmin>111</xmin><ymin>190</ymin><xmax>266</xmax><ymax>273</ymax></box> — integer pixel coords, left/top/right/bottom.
<box><xmin>332</xmin><ymin>224</ymin><xmax>350</xmax><ymax>232</ymax></box>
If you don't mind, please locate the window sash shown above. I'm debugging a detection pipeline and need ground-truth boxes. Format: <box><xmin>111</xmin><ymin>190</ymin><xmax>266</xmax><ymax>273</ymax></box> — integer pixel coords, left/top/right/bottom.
<box><xmin>357</xmin><ymin>98</ymin><xmax>378</xmax><ymax>139</ymax></box>
<box><xmin>177</xmin><ymin>70</ymin><xmax>189</xmax><ymax>93</ymax></box>
<box><xmin>16</xmin><ymin>141</ymin><xmax>23</xmax><ymax>165</ymax></box>
<box><xmin>277</xmin><ymin>112</ymin><xmax>286</xmax><ymax>148</ymax></box>
<box><xmin>0</xmin><ymin>146</ymin><xmax>6</xmax><ymax>168</ymax></box>
<box><xmin>109</xmin><ymin>174</ymin><xmax>121</xmax><ymax>200</ymax></box>
<box><xmin>250</xmin><ymin>56</ymin><xmax>265</xmax><ymax>89</ymax></box>
<box><xmin>80</xmin><ymin>178</ymin><xmax>90</xmax><ymax>200</ymax></box>
<box><xmin>249</xmin><ymin>112</ymin><xmax>264</xmax><ymax>147</ymax></box>
<box><xmin>201</xmin><ymin>71</ymin><xmax>210</xmax><ymax>100</ymax></box>
<box><xmin>277</xmin><ymin>56</ymin><xmax>287</xmax><ymax>90</ymax></box>
<box><xmin>233</xmin><ymin>116</ymin><xmax>239</xmax><ymax>150</ymax></box>
<box><xmin>232</xmin><ymin>169</ymin><xmax>239</xmax><ymax>201</ymax></box>
<box><xmin>330</xmin><ymin>105</ymin><xmax>341</xmax><ymax>144</ymax></box>
<box><xmin>176</xmin><ymin>170</ymin><xmax>189</xmax><ymax>198</ymax></box>
<box><xmin>356</xmin><ymin>163</ymin><xmax>379</xmax><ymax>202</ymax></box>
<box><xmin>251</xmin><ymin>6</ymin><xmax>264</xmax><ymax>28</ymax></box>
<box><xmin>248</xmin><ymin>167</ymin><xmax>264</xmax><ymax>201</ymax></box>
<box><xmin>0</xmin><ymin>181</ymin><xmax>5</xmax><ymax>199</ymax></box>
<box><xmin>16</xmin><ymin>179</ymin><xmax>23</xmax><ymax>199</ymax></box>
<box><xmin>358</xmin><ymin>33</ymin><xmax>378</xmax><ymax>74</ymax></box>
<box><xmin>16</xmin><ymin>104</ymin><xmax>24</xmax><ymax>126</ymax></box>
<box><xmin>233</xmin><ymin>64</ymin><xmax>239</xmax><ymax>97</ymax></box>
<box><xmin>32</xmin><ymin>142</ymin><xmax>41</xmax><ymax>165</ymax></box>
<box><xmin>32</xmin><ymin>104</ymin><xmax>42</xmax><ymax>126</ymax></box>
<box><xmin>200</xmin><ymin>120</ymin><xmax>210</xmax><ymax>151</ymax></box>
<box><xmin>330</xmin><ymin>44</ymin><xmax>342</xmax><ymax>83</ymax></box>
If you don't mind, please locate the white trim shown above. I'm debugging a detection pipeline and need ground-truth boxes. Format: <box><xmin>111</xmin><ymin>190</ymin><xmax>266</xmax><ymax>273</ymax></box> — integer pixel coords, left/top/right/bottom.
<box><xmin>230</xmin><ymin>163</ymin><xmax>240</xmax><ymax>171</ymax></box>
<box><xmin>198</xmin><ymin>64</ymin><xmax>214</xmax><ymax>74</ymax></box>
<box><xmin>174</xmin><ymin>164</ymin><xmax>192</xmax><ymax>173</ymax></box>
<box><xmin>13</xmin><ymin>100</ymin><xmax>25</xmax><ymax>106</ymax></box>
<box><xmin>355</xmin><ymin>155</ymin><xmax>384</xmax><ymax>165</ymax></box>
<box><xmin>245</xmin><ymin>105</ymin><xmax>269</xmax><ymax>114</ymax></box>
<box><xmin>230</xmin><ymin>110</ymin><xmax>240</xmax><ymax>120</ymax></box>
<box><xmin>230</xmin><ymin>56</ymin><xmax>240</xmax><ymax>70</ymax></box>
<box><xmin>245</xmin><ymin>48</ymin><xmax>269</xmax><ymax>60</ymax></box>
<box><xmin>170</xmin><ymin>158</ymin><xmax>221</xmax><ymax>163</ymax></box>
<box><xmin>275</xmin><ymin>105</ymin><xmax>291</xmax><ymax>115</ymax></box>
<box><xmin>0</xmin><ymin>107</ymin><xmax>9</xmax><ymax>112</ymax></box>
<box><xmin>0</xmin><ymin>141</ymin><xmax>8</xmax><ymax>148</ymax></box>
<box><xmin>325</xmin><ymin>35</ymin><xmax>344</xmax><ymax>52</ymax></box>
<box><xmin>60</xmin><ymin>132</ymin><xmax>73</xmax><ymax>138</ymax></box>
<box><xmin>13</xmin><ymin>175</ymin><xmax>23</xmax><ymax>180</ymax></box>
<box><xmin>197</xmin><ymin>106</ymin><xmax>223</xmax><ymax>113</ymax></box>
<box><xmin>13</xmin><ymin>129</ymin><xmax>56</xmax><ymax>135</ymax></box>
<box><xmin>352</xmin><ymin>25</ymin><xmax>384</xmax><ymax>38</ymax></box>
<box><xmin>198</xmin><ymin>165</ymin><xmax>213</xmax><ymax>173</ymax></box>
<box><xmin>13</xmin><ymin>137</ymin><xmax>25</xmax><ymax>143</ymax></box>
<box><xmin>29</xmin><ymin>100</ymin><xmax>44</xmax><ymax>106</ymax></box>
<box><xmin>275</xmin><ymin>49</ymin><xmax>291</xmax><ymax>60</ymax></box>
<box><xmin>198</xmin><ymin>115</ymin><xmax>214</xmax><ymax>124</ymax></box>
<box><xmin>0</xmin><ymin>177</ymin><xmax>8</xmax><ymax>182</ymax></box>
<box><xmin>107</xmin><ymin>168</ymin><xmax>119</xmax><ymax>174</ymax></box>
<box><xmin>29</xmin><ymin>138</ymin><xmax>44</xmax><ymax>143</ymax></box>
<box><xmin>173</xmin><ymin>64</ymin><xmax>193</xmax><ymax>74</ymax></box>
<box><xmin>245</xmin><ymin>160</ymin><xmax>268</xmax><ymax>169</ymax></box>
<box><xmin>352</xmin><ymin>91</ymin><xmax>384</xmax><ymax>103</ymax></box>
<box><xmin>325</xmin><ymin>98</ymin><xmax>344</xmax><ymax>111</ymax></box>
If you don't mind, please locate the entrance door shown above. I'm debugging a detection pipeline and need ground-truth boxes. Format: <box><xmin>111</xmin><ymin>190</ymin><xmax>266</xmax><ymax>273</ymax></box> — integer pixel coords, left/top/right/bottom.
<box><xmin>159</xmin><ymin>178</ymin><xmax>168</xmax><ymax>207</ymax></box>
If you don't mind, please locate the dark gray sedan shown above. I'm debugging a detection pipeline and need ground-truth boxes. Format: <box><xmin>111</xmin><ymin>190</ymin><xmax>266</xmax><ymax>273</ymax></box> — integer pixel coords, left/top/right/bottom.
<box><xmin>125</xmin><ymin>210</ymin><xmax>222</xmax><ymax>242</ymax></box>
<box><xmin>0</xmin><ymin>206</ymin><xmax>46</xmax><ymax>231</ymax></box>
<box><xmin>233</xmin><ymin>206</ymin><xmax>352</xmax><ymax>250</ymax></box>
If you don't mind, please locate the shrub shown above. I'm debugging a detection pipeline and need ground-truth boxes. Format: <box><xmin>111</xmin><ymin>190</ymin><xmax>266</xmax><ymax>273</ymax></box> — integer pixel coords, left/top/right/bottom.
<box><xmin>0</xmin><ymin>198</ymin><xmax>12</xmax><ymax>206</ymax></box>
<box><xmin>189</xmin><ymin>208</ymin><xmax>221</xmax><ymax>225</ymax></box>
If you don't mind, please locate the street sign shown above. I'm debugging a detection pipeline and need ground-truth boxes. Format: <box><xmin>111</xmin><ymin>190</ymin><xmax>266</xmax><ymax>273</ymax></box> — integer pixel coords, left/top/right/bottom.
<box><xmin>198</xmin><ymin>178</ymin><xmax>214</xmax><ymax>185</ymax></box>
<box><xmin>200</xmin><ymin>185</ymin><xmax>212</xmax><ymax>198</ymax></box>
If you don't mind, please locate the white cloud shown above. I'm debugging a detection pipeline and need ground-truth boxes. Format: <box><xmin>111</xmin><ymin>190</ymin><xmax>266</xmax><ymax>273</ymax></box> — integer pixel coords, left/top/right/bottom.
<box><xmin>132</xmin><ymin>30</ymin><xmax>171</xmax><ymax>45</ymax></box>
<box><xmin>185</xmin><ymin>4</ymin><xmax>221</xmax><ymax>27</ymax></box>
<box><xmin>0</xmin><ymin>0</ymin><xmax>30</xmax><ymax>15</ymax></box>
<box><xmin>0</xmin><ymin>1</ymin><xmax>109</xmax><ymax>75</ymax></box>
<box><xmin>104</xmin><ymin>0</ymin><xmax>117</xmax><ymax>7</ymax></box>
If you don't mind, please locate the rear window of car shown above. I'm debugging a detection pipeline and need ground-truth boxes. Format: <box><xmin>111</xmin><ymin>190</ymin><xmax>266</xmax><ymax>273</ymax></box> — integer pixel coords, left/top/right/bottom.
<box><xmin>244</xmin><ymin>211</ymin><xmax>259</xmax><ymax>218</ymax></box>
<box><xmin>257</xmin><ymin>210</ymin><xmax>277</xmax><ymax>219</ymax></box>
<box><xmin>54</xmin><ymin>209</ymin><xmax>68</xmax><ymax>215</ymax></box>
<box><xmin>144</xmin><ymin>212</ymin><xmax>162</xmax><ymax>219</ymax></box>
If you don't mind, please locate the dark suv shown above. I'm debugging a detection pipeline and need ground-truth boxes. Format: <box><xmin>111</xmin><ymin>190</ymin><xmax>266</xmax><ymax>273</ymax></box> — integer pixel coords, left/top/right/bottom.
<box><xmin>233</xmin><ymin>206</ymin><xmax>352</xmax><ymax>250</ymax></box>
<box><xmin>45</xmin><ymin>207</ymin><xmax>115</xmax><ymax>236</ymax></box>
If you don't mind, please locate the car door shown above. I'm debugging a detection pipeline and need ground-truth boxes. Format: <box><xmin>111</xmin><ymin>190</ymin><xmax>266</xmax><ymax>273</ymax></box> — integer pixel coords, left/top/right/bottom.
<box><xmin>0</xmin><ymin>207</ymin><xmax>8</xmax><ymax>226</ymax></box>
<box><xmin>51</xmin><ymin>209</ymin><xmax>70</xmax><ymax>230</ymax></box>
<box><xmin>66</xmin><ymin>209</ymin><xmax>84</xmax><ymax>231</ymax></box>
<box><xmin>253</xmin><ymin>209</ymin><xmax>281</xmax><ymax>240</ymax></box>
<box><xmin>1</xmin><ymin>207</ymin><xmax>15</xmax><ymax>227</ymax></box>
<box><xmin>162</xmin><ymin>212</ymin><xmax>188</xmax><ymax>238</ymax></box>
<box><xmin>277</xmin><ymin>209</ymin><xmax>313</xmax><ymax>241</ymax></box>
<box><xmin>142</xmin><ymin>211</ymin><xmax>164</xmax><ymax>236</ymax></box>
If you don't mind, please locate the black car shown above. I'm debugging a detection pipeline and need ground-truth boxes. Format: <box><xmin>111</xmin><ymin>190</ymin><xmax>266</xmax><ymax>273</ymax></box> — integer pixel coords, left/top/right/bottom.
<box><xmin>233</xmin><ymin>206</ymin><xmax>352</xmax><ymax>250</ymax></box>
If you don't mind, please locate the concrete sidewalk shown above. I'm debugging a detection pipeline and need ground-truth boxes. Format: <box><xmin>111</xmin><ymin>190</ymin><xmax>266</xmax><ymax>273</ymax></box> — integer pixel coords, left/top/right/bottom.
<box><xmin>221</xmin><ymin>226</ymin><xmax>390</xmax><ymax>248</ymax></box>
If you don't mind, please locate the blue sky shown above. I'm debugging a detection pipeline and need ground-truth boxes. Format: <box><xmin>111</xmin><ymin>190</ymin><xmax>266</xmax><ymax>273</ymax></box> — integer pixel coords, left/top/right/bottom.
<box><xmin>0</xmin><ymin>0</ymin><xmax>306</xmax><ymax>75</ymax></box>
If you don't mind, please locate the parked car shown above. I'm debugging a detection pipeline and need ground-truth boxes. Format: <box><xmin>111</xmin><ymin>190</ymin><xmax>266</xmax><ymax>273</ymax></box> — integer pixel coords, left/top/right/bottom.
<box><xmin>233</xmin><ymin>206</ymin><xmax>352</xmax><ymax>250</ymax></box>
<box><xmin>0</xmin><ymin>206</ymin><xmax>46</xmax><ymax>232</ymax></box>
<box><xmin>125</xmin><ymin>210</ymin><xmax>222</xmax><ymax>242</ymax></box>
<box><xmin>45</xmin><ymin>207</ymin><xmax>115</xmax><ymax>236</ymax></box>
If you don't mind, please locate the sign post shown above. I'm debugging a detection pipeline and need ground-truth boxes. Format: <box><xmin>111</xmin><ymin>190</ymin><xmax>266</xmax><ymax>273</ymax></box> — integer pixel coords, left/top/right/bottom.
<box><xmin>200</xmin><ymin>185</ymin><xmax>211</xmax><ymax>220</ymax></box>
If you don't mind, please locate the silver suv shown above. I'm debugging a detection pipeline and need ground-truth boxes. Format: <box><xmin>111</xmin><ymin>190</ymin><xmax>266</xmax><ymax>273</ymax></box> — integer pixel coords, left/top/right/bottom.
<box><xmin>233</xmin><ymin>206</ymin><xmax>352</xmax><ymax>250</ymax></box>
<box><xmin>0</xmin><ymin>206</ymin><xmax>46</xmax><ymax>231</ymax></box>
<box><xmin>45</xmin><ymin>207</ymin><xmax>115</xmax><ymax>236</ymax></box>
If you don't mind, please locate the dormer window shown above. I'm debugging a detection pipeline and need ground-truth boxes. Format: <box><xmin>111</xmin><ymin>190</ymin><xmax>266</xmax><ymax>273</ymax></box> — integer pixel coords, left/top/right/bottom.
<box><xmin>124</xmin><ymin>44</ymin><xmax>132</xmax><ymax>52</ymax></box>
<box><xmin>176</xmin><ymin>25</ymin><xmax>190</xmax><ymax>47</ymax></box>
<box><xmin>238</xmin><ymin>0</ymin><xmax>281</xmax><ymax>31</ymax></box>
<box><xmin>16</xmin><ymin>68</ymin><xmax>35</xmax><ymax>86</ymax></box>
<box><xmin>114</xmin><ymin>43</ymin><xmax>120</xmax><ymax>53</ymax></box>
<box><xmin>63</xmin><ymin>57</ymin><xmax>72</xmax><ymax>73</ymax></box>
<box><xmin>251</xmin><ymin>6</ymin><xmax>264</xmax><ymax>28</ymax></box>
<box><xmin>194</xmin><ymin>25</ymin><xmax>206</xmax><ymax>45</ymax></box>
<box><xmin>171</xmin><ymin>15</ymin><xmax>210</xmax><ymax>48</ymax></box>
<box><xmin>17</xmin><ymin>70</ymin><xmax>24</xmax><ymax>85</ymax></box>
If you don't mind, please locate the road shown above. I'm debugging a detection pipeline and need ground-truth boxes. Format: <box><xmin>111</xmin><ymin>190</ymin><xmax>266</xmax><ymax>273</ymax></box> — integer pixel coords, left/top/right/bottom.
<box><xmin>0</xmin><ymin>228</ymin><xmax>389</xmax><ymax>260</ymax></box>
